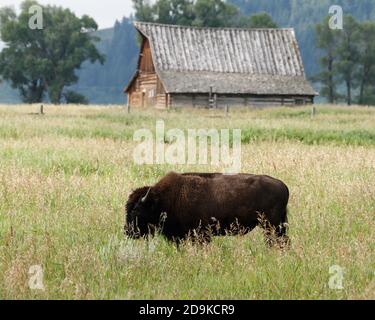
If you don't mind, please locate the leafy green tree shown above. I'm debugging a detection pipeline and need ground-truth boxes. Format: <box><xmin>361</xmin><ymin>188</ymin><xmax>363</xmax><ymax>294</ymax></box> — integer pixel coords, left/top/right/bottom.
<box><xmin>132</xmin><ymin>0</ymin><xmax>277</xmax><ymax>28</ymax></box>
<box><xmin>132</xmin><ymin>0</ymin><xmax>155</xmax><ymax>22</ymax></box>
<box><xmin>0</xmin><ymin>1</ymin><xmax>47</xmax><ymax>102</ymax></box>
<box><xmin>313</xmin><ymin>16</ymin><xmax>341</xmax><ymax>104</ymax></box>
<box><xmin>356</xmin><ymin>21</ymin><xmax>375</xmax><ymax>105</ymax></box>
<box><xmin>155</xmin><ymin>0</ymin><xmax>195</xmax><ymax>25</ymax></box>
<box><xmin>0</xmin><ymin>0</ymin><xmax>104</xmax><ymax>104</ymax></box>
<box><xmin>192</xmin><ymin>0</ymin><xmax>239</xmax><ymax>27</ymax></box>
<box><xmin>336</xmin><ymin>16</ymin><xmax>360</xmax><ymax>106</ymax></box>
<box><xmin>63</xmin><ymin>90</ymin><xmax>88</xmax><ymax>104</ymax></box>
<box><xmin>240</xmin><ymin>12</ymin><xmax>278</xmax><ymax>28</ymax></box>
<box><xmin>314</xmin><ymin>15</ymin><xmax>375</xmax><ymax>105</ymax></box>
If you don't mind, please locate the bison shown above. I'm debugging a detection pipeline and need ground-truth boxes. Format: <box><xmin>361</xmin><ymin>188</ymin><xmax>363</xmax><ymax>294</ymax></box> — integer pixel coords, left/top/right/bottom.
<box><xmin>125</xmin><ymin>172</ymin><xmax>290</xmax><ymax>247</ymax></box>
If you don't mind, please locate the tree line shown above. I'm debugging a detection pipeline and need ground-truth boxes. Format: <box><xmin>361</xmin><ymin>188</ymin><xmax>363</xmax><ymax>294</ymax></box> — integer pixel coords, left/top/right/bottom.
<box><xmin>132</xmin><ymin>0</ymin><xmax>278</xmax><ymax>28</ymax></box>
<box><xmin>1</xmin><ymin>0</ymin><xmax>375</xmax><ymax>105</ymax></box>
<box><xmin>314</xmin><ymin>15</ymin><xmax>375</xmax><ymax>105</ymax></box>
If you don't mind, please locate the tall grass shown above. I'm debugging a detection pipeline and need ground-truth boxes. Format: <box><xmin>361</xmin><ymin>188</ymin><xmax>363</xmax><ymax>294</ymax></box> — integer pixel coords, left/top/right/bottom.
<box><xmin>0</xmin><ymin>104</ymin><xmax>374</xmax><ymax>299</ymax></box>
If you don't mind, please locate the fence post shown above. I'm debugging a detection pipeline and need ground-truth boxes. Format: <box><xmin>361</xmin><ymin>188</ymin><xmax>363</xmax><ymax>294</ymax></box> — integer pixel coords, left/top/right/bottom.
<box><xmin>311</xmin><ymin>105</ymin><xmax>316</xmax><ymax>118</ymax></box>
<box><xmin>40</xmin><ymin>105</ymin><xmax>44</xmax><ymax>115</ymax></box>
<box><xmin>125</xmin><ymin>94</ymin><xmax>131</xmax><ymax>113</ymax></box>
<box><xmin>225</xmin><ymin>105</ymin><xmax>229</xmax><ymax>117</ymax></box>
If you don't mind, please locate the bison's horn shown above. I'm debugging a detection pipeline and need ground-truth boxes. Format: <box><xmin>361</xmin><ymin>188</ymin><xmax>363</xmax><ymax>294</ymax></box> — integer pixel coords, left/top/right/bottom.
<box><xmin>141</xmin><ymin>188</ymin><xmax>151</xmax><ymax>203</ymax></box>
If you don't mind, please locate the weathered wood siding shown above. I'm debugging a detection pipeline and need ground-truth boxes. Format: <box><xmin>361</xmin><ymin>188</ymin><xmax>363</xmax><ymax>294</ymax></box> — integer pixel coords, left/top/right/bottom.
<box><xmin>171</xmin><ymin>94</ymin><xmax>314</xmax><ymax>108</ymax></box>
<box><xmin>128</xmin><ymin>38</ymin><xmax>167</xmax><ymax>108</ymax></box>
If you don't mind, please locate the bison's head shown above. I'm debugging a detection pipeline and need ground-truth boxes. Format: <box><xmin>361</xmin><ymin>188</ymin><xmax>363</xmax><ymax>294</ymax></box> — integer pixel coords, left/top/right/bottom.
<box><xmin>125</xmin><ymin>186</ymin><xmax>161</xmax><ymax>239</ymax></box>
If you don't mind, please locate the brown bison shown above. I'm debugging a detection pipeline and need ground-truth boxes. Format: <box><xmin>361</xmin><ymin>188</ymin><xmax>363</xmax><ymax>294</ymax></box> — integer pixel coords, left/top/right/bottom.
<box><xmin>125</xmin><ymin>172</ymin><xmax>290</xmax><ymax>246</ymax></box>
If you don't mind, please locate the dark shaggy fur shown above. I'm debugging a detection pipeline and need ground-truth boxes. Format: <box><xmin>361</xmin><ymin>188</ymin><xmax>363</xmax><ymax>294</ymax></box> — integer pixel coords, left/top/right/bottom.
<box><xmin>125</xmin><ymin>172</ymin><xmax>290</xmax><ymax>246</ymax></box>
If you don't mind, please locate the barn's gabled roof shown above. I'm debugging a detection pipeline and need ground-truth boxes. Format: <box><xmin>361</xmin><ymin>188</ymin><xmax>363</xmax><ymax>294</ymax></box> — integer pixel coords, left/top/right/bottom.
<box><xmin>126</xmin><ymin>22</ymin><xmax>317</xmax><ymax>96</ymax></box>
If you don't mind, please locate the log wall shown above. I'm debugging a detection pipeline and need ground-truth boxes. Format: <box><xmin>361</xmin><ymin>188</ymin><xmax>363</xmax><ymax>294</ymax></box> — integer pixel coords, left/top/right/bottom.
<box><xmin>171</xmin><ymin>94</ymin><xmax>314</xmax><ymax>108</ymax></box>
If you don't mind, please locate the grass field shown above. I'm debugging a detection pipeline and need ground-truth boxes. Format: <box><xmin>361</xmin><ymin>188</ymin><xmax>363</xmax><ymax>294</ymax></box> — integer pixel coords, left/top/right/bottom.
<box><xmin>0</xmin><ymin>104</ymin><xmax>374</xmax><ymax>300</ymax></box>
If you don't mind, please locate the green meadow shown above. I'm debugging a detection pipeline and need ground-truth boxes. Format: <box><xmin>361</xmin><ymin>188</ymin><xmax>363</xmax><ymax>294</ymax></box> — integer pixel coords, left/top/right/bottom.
<box><xmin>0</xmin><ymin>104</ymin><xmax>374</xmax><ymax>299</ymax></box>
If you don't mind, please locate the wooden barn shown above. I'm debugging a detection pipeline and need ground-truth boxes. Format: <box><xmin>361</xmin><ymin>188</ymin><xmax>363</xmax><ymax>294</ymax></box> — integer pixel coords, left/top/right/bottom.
<box><xmin>124</xmin><ymin>22</ymin><xmax>317</xmax><ymax>109</ymax></box>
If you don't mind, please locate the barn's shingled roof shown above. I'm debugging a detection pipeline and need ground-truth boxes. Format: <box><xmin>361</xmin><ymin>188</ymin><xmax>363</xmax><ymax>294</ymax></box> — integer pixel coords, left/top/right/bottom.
<box><xmin>126</xmin><ymin>22</ymin><xmax>317</xmax><ymax>96</ymax></box>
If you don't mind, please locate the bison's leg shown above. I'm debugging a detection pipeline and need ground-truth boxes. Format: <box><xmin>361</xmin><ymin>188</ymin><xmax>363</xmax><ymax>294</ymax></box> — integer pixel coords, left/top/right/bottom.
<box><xmin>187</xmin><ymin>228</ymin><xmax>212</xmax><ymax>246</ymax></box>
<box><xmin>173</xmin><ymin>237</ymin><xmax>183</xmax><ymax>250</ymax></box>
<box><xmin>259</xmin><ymin>208</ymin><xmax>290</xmax><ymax>248</ymax></box>
<box><xmin>275</xmin><ymin>210</ymin><xmax>290</xmax><ymax>248</ymax></box>
<box><xmin>261</xmin><ymin>223</ymin><xmax>278</xmax><ymax>247</ymax></box>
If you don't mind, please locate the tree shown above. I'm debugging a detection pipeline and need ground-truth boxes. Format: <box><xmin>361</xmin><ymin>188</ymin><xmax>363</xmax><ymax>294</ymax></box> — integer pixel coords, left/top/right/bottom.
<box><xmin>336</xmin><ymin>16</ymin><xmax>360</xmax><ymax>106</ymax></box>
<box><xmin>63</xmin><ymin>90</ymin><xmax>88</xmax><ymax>104</ymax></box>
<box><xmin>314</xmin><ymin>15</ymin><xmax>375</xmax><ymax>105</ymax></box>
<box><xmin>132</xmin><ymin>0</ymin><xmax>156</xmax><ymax>22</ymax></box>
<box><xmin>192</xmin><ymin>0</ymin><xmax>239</xmax><ymax>27</ymax></box>
<box><xmin>0</xmin><ymin>0</ymin><xmax>104</xmax><ymax>104</ymax></box>
<box><xmin>356</xmin><ymin>21</ymin><xmax>375</xmax><ymax>105</ymax></box>
<box><xmin>313</xmin><ymin>16</ymin><xmax>341</xmax><ymax>104</ymax></box>
<box><xmin>240</xmin><ymin>12</ymin><xmax>278</xmax><ymax>28</ymax></box>
<box><xmin>155</xmin><ymin>0</ymin><xmax>195</xmax><ymax>25</ymax></box>
<box><xmin>132</xmin><ymin>0</ymin><xmax>279</xmax><ymax>28</ymax></box>
<box><xmin>0</xmin><ymin>1</ymin><xmax>47</xmax><ymax>102</ymax></box>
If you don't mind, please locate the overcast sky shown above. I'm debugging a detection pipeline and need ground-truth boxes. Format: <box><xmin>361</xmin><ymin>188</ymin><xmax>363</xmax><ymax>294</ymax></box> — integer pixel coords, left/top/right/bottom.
<box><xmin>0</xmin><ymin>0</ymin><xmax>134</xmax><ymax>29</ymax></box>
